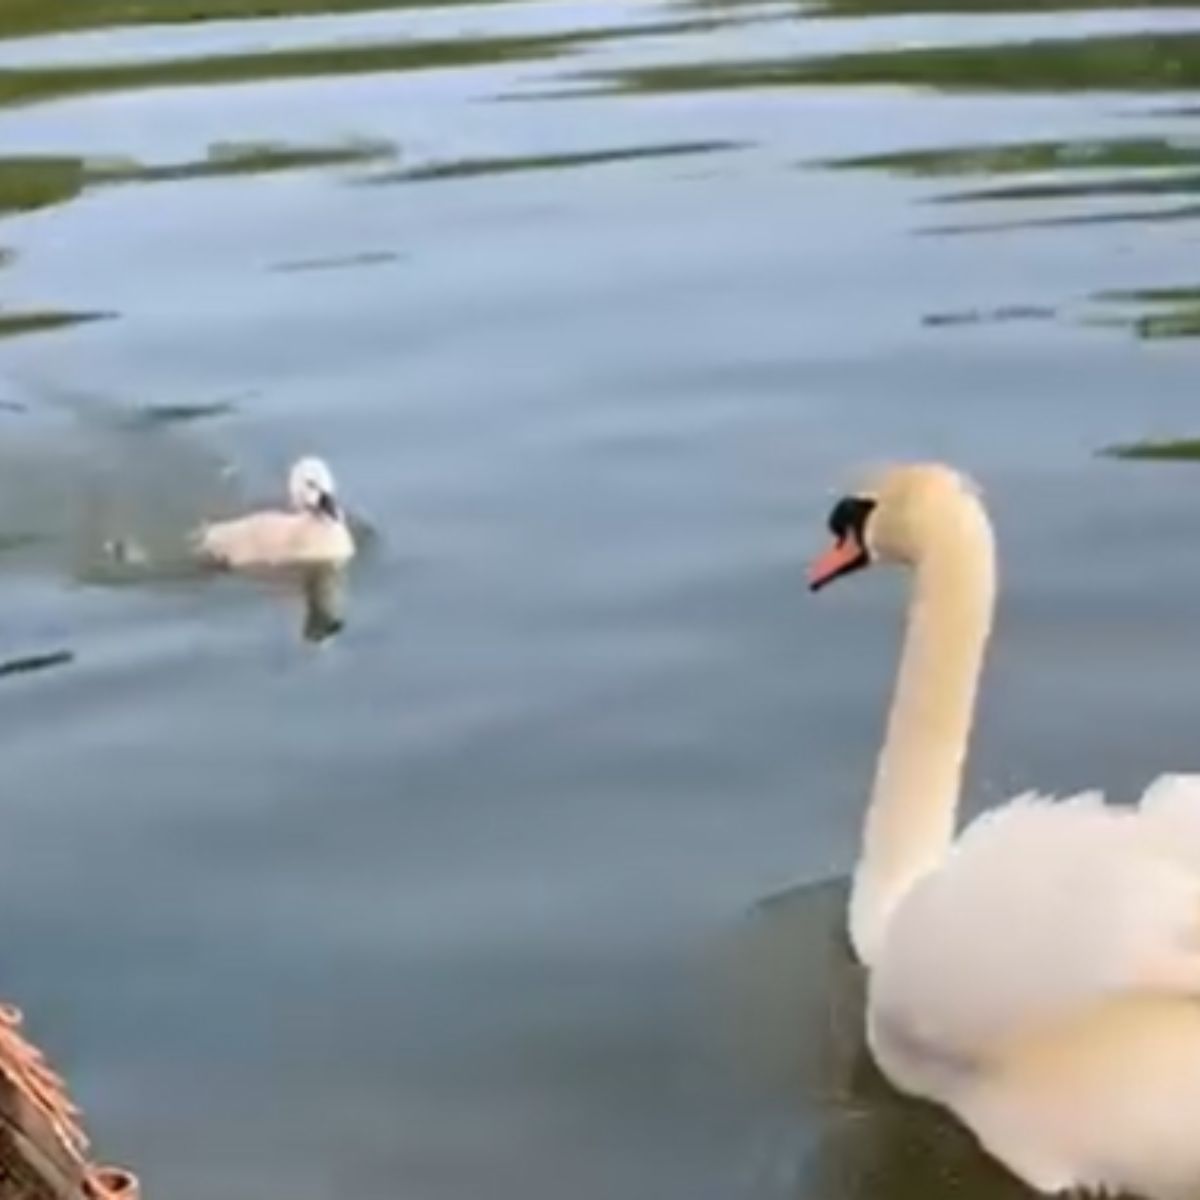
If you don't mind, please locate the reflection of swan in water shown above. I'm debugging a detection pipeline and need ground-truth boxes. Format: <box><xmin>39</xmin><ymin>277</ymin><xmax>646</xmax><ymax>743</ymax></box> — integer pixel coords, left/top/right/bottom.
<box><xmin>725</xmin><ymin>878</ymin><xmax>1032</xmax><ymax>1200</ymax></box>
<box><xmin>299</xmin><ymin>564</ymin><xmax>347</xmax><ymax>642</ymax></box>
<box><xmin>182</xmin><ymin>562</ymin><xmax>349</xmax><ymax>643</ymax></box>
<box><xmin>193</xmin><ymin>457</ymin><xmax>354</xmax><ymax>570</ymax></box>
<box><xmin>780</xmin><ymin>462</ymin><xmax>1200</xmax><ymax>1200</ymax></box>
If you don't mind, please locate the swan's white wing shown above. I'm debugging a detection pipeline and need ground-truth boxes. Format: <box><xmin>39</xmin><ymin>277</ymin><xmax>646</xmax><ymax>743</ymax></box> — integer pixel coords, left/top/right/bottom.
<box><xmin>1140</xmin><ymin>773</ymin><xmax>1200</xmax><ymax>874</ymax></box>
<box><xmin>195</xmin><ymin>509</ymin><xmax>353</xmax><ymax>569</ymax></box>
<box><xmin>871</xmin><ymin>777</ymin><xmax>1200</xmax><ymax>1062</ymax></box>
<box><xmin>195</xmin><ymin>511</ymin><xmax>296</xmax><ymax>567</ymax></box>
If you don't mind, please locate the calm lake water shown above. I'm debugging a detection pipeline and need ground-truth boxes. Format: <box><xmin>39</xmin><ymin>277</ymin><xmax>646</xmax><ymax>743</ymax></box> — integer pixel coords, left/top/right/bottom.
<box><xmin>1</xmin><ymin>0</ymin><xmax>1199</xmax><ymax>1196</ymax></box>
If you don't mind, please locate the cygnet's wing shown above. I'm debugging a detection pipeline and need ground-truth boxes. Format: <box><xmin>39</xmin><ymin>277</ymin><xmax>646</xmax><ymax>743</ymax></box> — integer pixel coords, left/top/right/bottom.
<box><xmin>194</xmin><ymin>510</ymin><xmax>304</xmax><ymax>569</ymax></box>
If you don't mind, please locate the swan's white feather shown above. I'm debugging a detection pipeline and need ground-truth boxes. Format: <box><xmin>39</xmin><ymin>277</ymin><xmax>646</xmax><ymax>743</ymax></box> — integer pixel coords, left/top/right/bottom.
<box><xmin>873</xmin><ymin>777</ymin><xmax>1200</xmax><ymax>1063</ymax></box>
<box><xmin>826</xmin><ymin>463</ymin><xmax>1200</xmax><ymax>1197</ymax></box>
<box><xmin>1141</xmin><ymin>772</ymin><xmax>1200</xmax><ymax>871</ymax></box>
<box><xmin>192</xmin><ymin>456</ymin><xmax>354</xmax><ymax>569</ymax></box>
<box><xmin>195</xmin><ymin>509</ymin><xmax>353</xmax><ymax>569</ymax></box>
<box><xmin>867</xmin><ymin>776</ymin><xmax>1200</xmax><ymax>1198</ymax></box>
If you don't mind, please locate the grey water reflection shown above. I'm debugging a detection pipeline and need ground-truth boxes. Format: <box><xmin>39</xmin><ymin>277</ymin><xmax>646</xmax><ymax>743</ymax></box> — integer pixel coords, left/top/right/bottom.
<box><xmin>299</xmin><ymin>567</ymin><xmax>347</xmax><ymax>642</ymax></box>
<box><xmin>722</xmin><ymin>879</ymin><xmax>1047</xmax><ymax>1200</ymax></box>
<box><xmin>0</xmin><ymin>648</ymin><xmax>74</xmax><ymax>679</ymax></box>
<box><xmin>0</xmin><ymin>380</ymin><xmax>236</xmax><ymax>584</ymax></box>
<box><xmin>0</xmin><ymin>0</ymin><xmax>1195</xmax><ymax>1197</ymax></box>
<box><xmin>215</xmin><ymin>564</ymin><xmax>351</xmax><ymax>643</ymax></box>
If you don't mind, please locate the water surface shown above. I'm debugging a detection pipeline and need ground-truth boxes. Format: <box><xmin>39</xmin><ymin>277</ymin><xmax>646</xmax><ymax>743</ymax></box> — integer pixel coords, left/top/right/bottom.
<box><xmin>0</xmin><ymin>0</ymin><xmax>1198</xmax><ymax>1196</ymax></box>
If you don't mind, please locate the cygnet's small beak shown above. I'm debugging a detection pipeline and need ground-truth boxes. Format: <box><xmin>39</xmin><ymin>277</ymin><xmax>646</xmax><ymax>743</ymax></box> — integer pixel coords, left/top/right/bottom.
<box><xmin>316</xmin><ymin>491</ymin><xmax>340</xmax><ymax>520</ymax></box>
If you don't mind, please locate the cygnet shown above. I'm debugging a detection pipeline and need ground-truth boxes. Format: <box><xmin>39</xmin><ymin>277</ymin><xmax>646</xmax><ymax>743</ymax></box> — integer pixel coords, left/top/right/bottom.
<box><xmin>194</xmin><ymin>456</ymin><xmax>354</xmax><ymax>569</ymax></box>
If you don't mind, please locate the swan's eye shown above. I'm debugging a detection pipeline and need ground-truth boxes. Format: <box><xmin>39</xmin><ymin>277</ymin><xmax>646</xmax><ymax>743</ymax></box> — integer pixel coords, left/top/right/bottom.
<box><xmin>828</xmin><ymin>496</ymin><xmax>876</xmax><ymax>544</ymax></box>
<box><xmin>810</xmin><ymin>496</ymin><xmax>876</xmax><ymax>592</ymax></box>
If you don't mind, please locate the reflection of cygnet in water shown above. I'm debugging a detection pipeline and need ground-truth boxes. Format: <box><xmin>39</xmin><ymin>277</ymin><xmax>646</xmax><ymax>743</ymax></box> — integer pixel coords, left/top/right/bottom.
<box><xmin>193</xmin><ymin>456</ymin><xmax>355</xmax><ymax>569</ymax></box>
<box><xmin>300</xmin><ymin>564</ymin><xmax>347</xmax><ymax>643</ymax></box>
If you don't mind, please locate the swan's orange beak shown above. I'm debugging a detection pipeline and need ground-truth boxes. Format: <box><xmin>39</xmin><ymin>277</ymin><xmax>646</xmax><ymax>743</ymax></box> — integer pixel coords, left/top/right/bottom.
<box><xmin>808</xmin><ymin>533</ymin><xmax>867</xmax><ymax>592</ymax></box>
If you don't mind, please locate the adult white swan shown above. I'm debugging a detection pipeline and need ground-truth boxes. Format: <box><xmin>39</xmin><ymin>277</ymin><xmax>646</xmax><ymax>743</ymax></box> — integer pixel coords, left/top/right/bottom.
<box><xmin>807</xmin><ymin>462</ymin><xmax>1200</xmax><ymax>1200</ymax></box>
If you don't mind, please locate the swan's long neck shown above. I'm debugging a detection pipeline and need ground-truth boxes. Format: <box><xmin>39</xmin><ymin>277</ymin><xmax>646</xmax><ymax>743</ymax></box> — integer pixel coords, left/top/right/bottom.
<box><xmin>849</xmin><ymin>493</ymin><xmax>996</xmax><ymax>966</ymax></box>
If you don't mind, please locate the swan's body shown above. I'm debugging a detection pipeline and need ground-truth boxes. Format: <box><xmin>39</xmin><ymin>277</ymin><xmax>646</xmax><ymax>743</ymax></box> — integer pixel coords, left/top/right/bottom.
<box><xmin>809</xmin><ymin>463</ymin><xmax>1200</xmax><ymax>1200</ymax></box>
<box><xmin>194</xmin><ymin>456</ymin><xmax>354</xmax><ymax>570</ymax></box>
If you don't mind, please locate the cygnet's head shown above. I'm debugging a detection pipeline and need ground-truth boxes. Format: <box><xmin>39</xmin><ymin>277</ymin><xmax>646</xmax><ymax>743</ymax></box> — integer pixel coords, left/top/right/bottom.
<box><xmin>807</xmin><ymin>463</ymin><xmax>983</xmax><ymax>591</ymax></box>
<box><xmin>288</xmin><ymin>456</ymin><xmax>342</xmax><ymax>521</ymax></box>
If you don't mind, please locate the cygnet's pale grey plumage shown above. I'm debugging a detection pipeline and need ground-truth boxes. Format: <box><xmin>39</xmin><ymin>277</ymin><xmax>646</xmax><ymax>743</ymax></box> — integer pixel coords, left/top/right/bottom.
<box><xmin>194</xmin><ymin>456</ymin><xmax>354</xmax><ymax>569</ymax></box>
